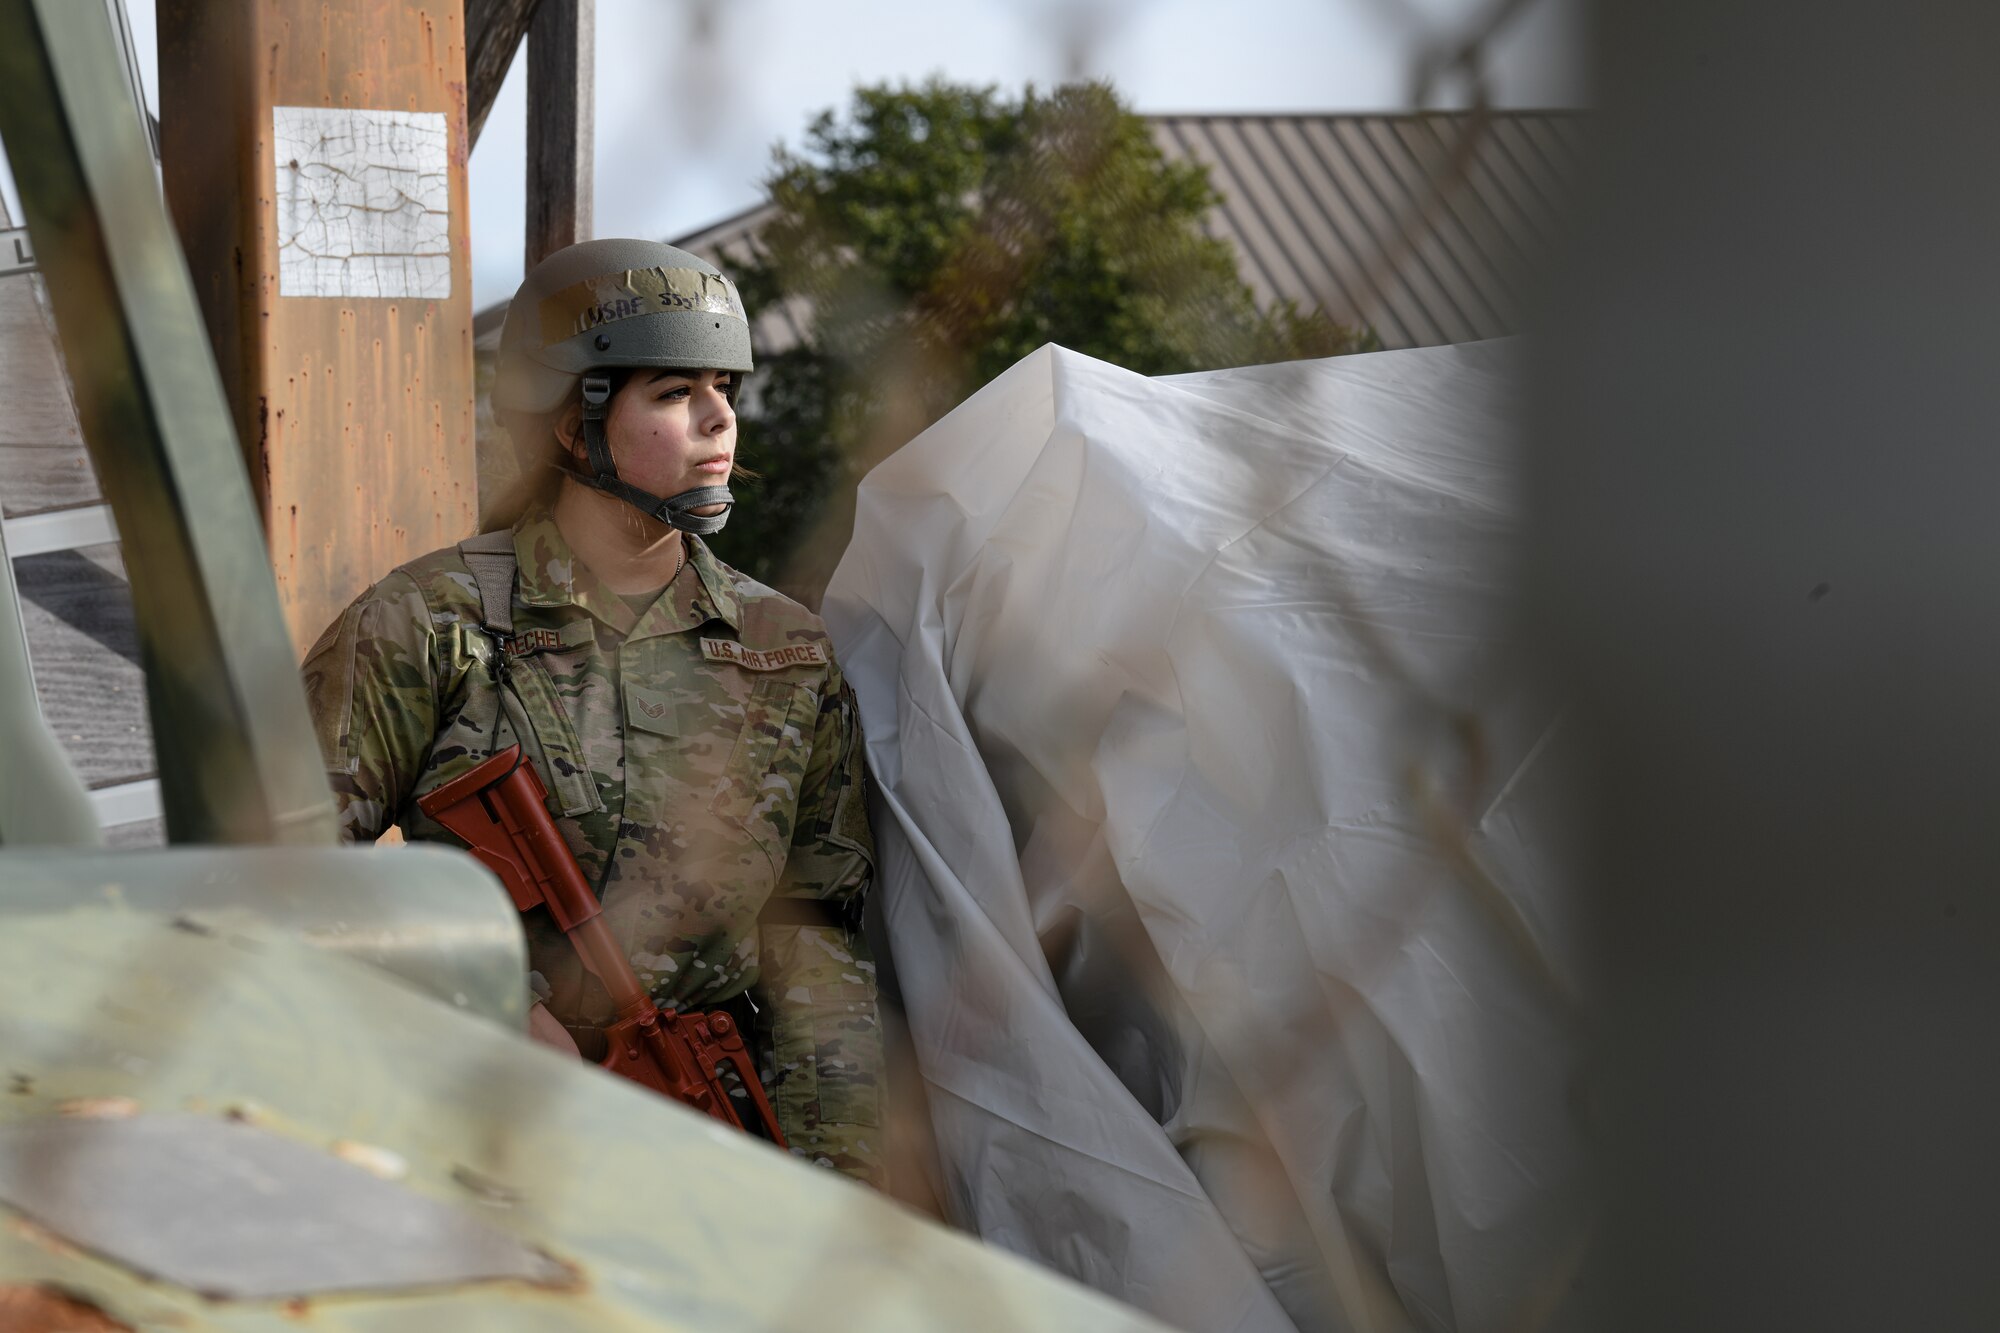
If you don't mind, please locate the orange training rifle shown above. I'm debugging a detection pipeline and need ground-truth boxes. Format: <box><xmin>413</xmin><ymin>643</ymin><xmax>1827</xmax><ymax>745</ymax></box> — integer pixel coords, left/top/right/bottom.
<box><xmin>420</xmin><ymin>746</ymin><xmax>787</xmax><ymax>1146</ymax></box>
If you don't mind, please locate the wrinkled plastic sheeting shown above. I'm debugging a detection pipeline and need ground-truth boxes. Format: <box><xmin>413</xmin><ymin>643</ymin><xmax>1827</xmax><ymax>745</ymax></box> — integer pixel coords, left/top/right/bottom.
<box><xmin>822</xmin><ymin>342</ymin><xmax>1584</xmax><ymax>1333</ymax></box>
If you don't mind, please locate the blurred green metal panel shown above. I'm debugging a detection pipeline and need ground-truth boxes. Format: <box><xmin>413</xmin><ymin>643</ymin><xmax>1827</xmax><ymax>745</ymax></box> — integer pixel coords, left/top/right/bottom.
<box><xmin>0</xmin><ymin>846</ymin><xmax>528</xmax><ymax>1024</ymax></box>
<box><xmin>0</xmin><ymin>914</ymin><xmax>1170</xmax><ymax>1332</ymax></box>
<box><xmin>0</xmin><ymin>0</ymin><xmax>337</xmax><ymax>845</ymax></box>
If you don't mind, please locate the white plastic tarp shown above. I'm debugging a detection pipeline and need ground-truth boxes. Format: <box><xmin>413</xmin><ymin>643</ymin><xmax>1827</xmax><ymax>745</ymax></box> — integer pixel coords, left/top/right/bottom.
<box><xmin>822</xmin><ymin>341</ymin><xmax>1582</xmax><ymax>1333</ymax></box>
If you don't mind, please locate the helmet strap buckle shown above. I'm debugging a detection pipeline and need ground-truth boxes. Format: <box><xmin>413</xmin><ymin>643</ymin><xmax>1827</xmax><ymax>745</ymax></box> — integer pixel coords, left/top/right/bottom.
<box><xmin>577</xmin><ymin>374</ymin><xmax>620</xmax><ymax>482</ymax></box>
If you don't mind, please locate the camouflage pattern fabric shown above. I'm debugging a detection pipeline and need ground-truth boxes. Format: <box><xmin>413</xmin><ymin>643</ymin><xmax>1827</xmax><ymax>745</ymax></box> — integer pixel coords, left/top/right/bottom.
<box><xmin>301</xmin><ymin>505</ymin><xmax>883</xmax><ymax>1183</ymax></box>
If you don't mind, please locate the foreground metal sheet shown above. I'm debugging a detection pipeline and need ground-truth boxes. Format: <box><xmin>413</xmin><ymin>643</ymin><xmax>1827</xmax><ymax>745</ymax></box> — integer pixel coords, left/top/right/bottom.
<box><xmin>0</xmin><ymin>913</ymin><xmax>1168</xmax><ymax>1331</ymax></box>
<box><xmin>0</xmin><ymin>1116</ymin><xmax>569</xmax><ymax>1299</ymax></box>
<box><xmin>0</xmin><ymin>847</ymin><xmax>528</xmax><ymax>1025</ymax></box>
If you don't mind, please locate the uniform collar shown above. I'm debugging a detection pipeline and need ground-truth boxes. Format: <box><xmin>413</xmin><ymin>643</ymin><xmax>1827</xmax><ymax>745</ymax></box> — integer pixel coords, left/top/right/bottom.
<box><xmin>683</xmin><ymin>531</ymin><xmax>744</xmax><ymax>630</ymax></box>
<box><xmin>511</xmin><ymin>504</ymin><xmax>742</xmax><ymax>636</ymax></box>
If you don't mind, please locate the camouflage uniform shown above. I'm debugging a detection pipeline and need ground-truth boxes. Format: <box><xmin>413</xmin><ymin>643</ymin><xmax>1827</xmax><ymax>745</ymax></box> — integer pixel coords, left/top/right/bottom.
<box><xmin>302</xmin><ymin>504</ymin><xmax>883</xmax><ymax>1183</ymax></box>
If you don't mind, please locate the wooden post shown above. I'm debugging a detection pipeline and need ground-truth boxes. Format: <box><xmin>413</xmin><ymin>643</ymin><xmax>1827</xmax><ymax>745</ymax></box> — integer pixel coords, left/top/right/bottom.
<box><xmin>525</xmin><ymin>0</ymin><xmax>593</xmax><ymax>268</ymax></box>
<box><xmin>465</xmin><ymin>0</ymin><xmax>542</xmax><ymax>148</ymax></box>
<box><xmin>159</xmin><ymin>1</ymin><xmax>478</xmax><ymax>653</ymax></box>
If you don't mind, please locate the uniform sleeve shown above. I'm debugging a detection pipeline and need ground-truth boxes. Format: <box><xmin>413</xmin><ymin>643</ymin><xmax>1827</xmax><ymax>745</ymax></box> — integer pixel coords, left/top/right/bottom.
<box><xmin>299</xmin><ymin>572</ymin><xmax>442</xmax><ymax>843</ymax></box>
<box><xmin>756</xmin><ymin>661</ymin><xmax>886</xmax><ymax>1186</ymax></box>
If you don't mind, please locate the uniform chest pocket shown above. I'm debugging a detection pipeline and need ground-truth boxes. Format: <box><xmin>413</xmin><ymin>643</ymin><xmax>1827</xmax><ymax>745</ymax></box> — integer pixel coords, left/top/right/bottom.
<box><xmin>424</xmin><ymin>653</ymin><xmax>602</xmax><ymax>819</ymax></box>
<box><xmin>710</xmin><ymin>678</ymin><xmax>818</xmax><ymax>856</ymax></box>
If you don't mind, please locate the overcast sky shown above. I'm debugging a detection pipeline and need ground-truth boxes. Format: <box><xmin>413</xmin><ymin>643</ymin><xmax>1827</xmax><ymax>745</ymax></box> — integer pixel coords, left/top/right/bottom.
<box><xmin>6</xmin><ymin>0</ymin><xmax>1583</xmax><ymax>309</ymax></box>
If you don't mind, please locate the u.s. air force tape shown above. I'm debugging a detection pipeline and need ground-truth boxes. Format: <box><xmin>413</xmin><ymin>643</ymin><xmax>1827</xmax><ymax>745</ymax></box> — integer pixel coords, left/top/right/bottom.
<box><xmin>701</xmin><ymin>638</ymin><xmax>828</xmax><ymax>671</ymax></box>
<box><xmin>538</xmin><ymin>266</ymin><xmax>747</xmax><ymax>347</ymax></box>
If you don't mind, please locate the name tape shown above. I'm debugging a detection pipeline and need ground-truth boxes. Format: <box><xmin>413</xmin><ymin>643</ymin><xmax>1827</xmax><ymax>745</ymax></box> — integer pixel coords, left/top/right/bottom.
<box><xmin>701</xmin><ymin>637</ymin><xmax>828</xmax><ymax>672</ymax></box>
<box><xmin>504</xmin><ymin>622</ymin><xmax>593</xmax><ymax>657</ymax></box>
<box><xmin>537</xmin><ymin>265</ymin><xmax>746</xmax><ymax>347</ymax></box>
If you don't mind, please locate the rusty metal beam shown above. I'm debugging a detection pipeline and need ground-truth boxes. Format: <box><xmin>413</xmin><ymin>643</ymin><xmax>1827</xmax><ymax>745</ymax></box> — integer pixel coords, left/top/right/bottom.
<box><xmin>525</xmin><ymin>0</ymin><xmax>593</xmax><ymax>268</ymax></box>
<box><xmin>465</xmin><ymin>0</ymin><xmax>540</xmax><ymax>149</ymax></box>
<box><xmin>159</xmin><ymin>2</ymin><xmax>479</xmax><ymax>655</ymax></box>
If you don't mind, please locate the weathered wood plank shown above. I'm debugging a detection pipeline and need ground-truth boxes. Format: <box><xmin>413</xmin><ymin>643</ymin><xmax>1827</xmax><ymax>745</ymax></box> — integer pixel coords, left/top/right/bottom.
<box><xmin>104</xmin><ymin>816</ymin><xmax>166</xmax><ymax>848</ymax></box>
<box><xmin>525</xmin><ymin>0</ymin><xmax>593</xmax><ymax>268</ymax></box>
<box><xmin>0</xmin><ymin>278</ymin><xmax>82</xmax><ymax>451</ymax></box>
<box><xmin>0</xmin><ymin>446</ymin><xmax>100</xmax><ymax>517</ymax></box>
<box><xmin>14</xmin><ymin>543</ymin><xmax>155</xmax><ymax>791</ymax></box>
<box><xmin>465</xmin><ymin>0</ymin><xmax>540</xmax><ymax>148</ymax></box>
<box><xmin>0</xmin><ymin>269</ymin><xmax>96</xmax><ymax>517</ymax></box>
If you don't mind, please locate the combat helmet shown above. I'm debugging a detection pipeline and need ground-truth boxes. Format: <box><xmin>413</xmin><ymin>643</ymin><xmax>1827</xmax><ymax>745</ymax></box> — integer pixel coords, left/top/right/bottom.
<box><xmin>495</xmin><ymin>239</ymin><xmax>754</xmax><ymax>535</ymax></box>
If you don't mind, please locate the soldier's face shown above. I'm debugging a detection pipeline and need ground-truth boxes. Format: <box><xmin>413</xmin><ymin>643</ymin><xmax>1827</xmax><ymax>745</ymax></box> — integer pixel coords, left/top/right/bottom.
<box><xmin>601</xmin><ymin>368</ymin><xmax>738</xmax><ymax>513</ymax></box>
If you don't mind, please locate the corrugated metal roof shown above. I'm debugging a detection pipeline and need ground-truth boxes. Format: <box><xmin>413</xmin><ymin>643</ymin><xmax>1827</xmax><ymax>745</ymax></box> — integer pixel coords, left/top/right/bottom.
<box><xmin>475</xmin><ymin>111</ymin><xmax>1582</xmax><ymax>355</ymax></box>
<box><xmin>1149</xmin><ymin>111</ymin><xmax>1581</xmax><ymax>349</ymax></box>
<box><xmin>673</xmin><ymin>200</ymin><xmax>810</xmax><ymax>353</ymax></box>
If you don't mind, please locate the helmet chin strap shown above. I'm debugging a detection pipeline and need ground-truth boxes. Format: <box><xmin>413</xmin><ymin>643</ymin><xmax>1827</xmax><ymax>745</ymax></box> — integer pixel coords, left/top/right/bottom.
<box><xmin>576</xmin><ymin>374</ymin><xmax>734</xmax><ymax>537</ymax></box>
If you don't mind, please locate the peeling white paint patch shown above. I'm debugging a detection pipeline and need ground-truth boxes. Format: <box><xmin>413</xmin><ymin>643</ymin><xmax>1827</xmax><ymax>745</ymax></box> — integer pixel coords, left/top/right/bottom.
<box><xmin>274</xmin><ymin>106</ymin><xmax>451</xmax><ymax>299</ymax></box>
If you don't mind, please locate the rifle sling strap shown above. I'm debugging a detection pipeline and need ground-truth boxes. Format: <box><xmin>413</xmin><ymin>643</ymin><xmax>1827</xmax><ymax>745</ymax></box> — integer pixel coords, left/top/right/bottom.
<box><xmin>456</xmin><ymin>532</ymin><xmax>598</xmax><ymax>818</ymax></box>
<box><xmin>459</xmin><ymin>530</ymin><xmax>517</xmax><ymax>637</ymax></box>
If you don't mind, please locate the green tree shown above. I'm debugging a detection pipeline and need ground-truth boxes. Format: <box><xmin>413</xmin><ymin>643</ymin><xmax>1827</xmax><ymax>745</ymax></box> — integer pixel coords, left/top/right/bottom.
<box><xmin>709</xmin><ymin>79</ymin><xmax>1374</xmax><ymax>596</ymax></box>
